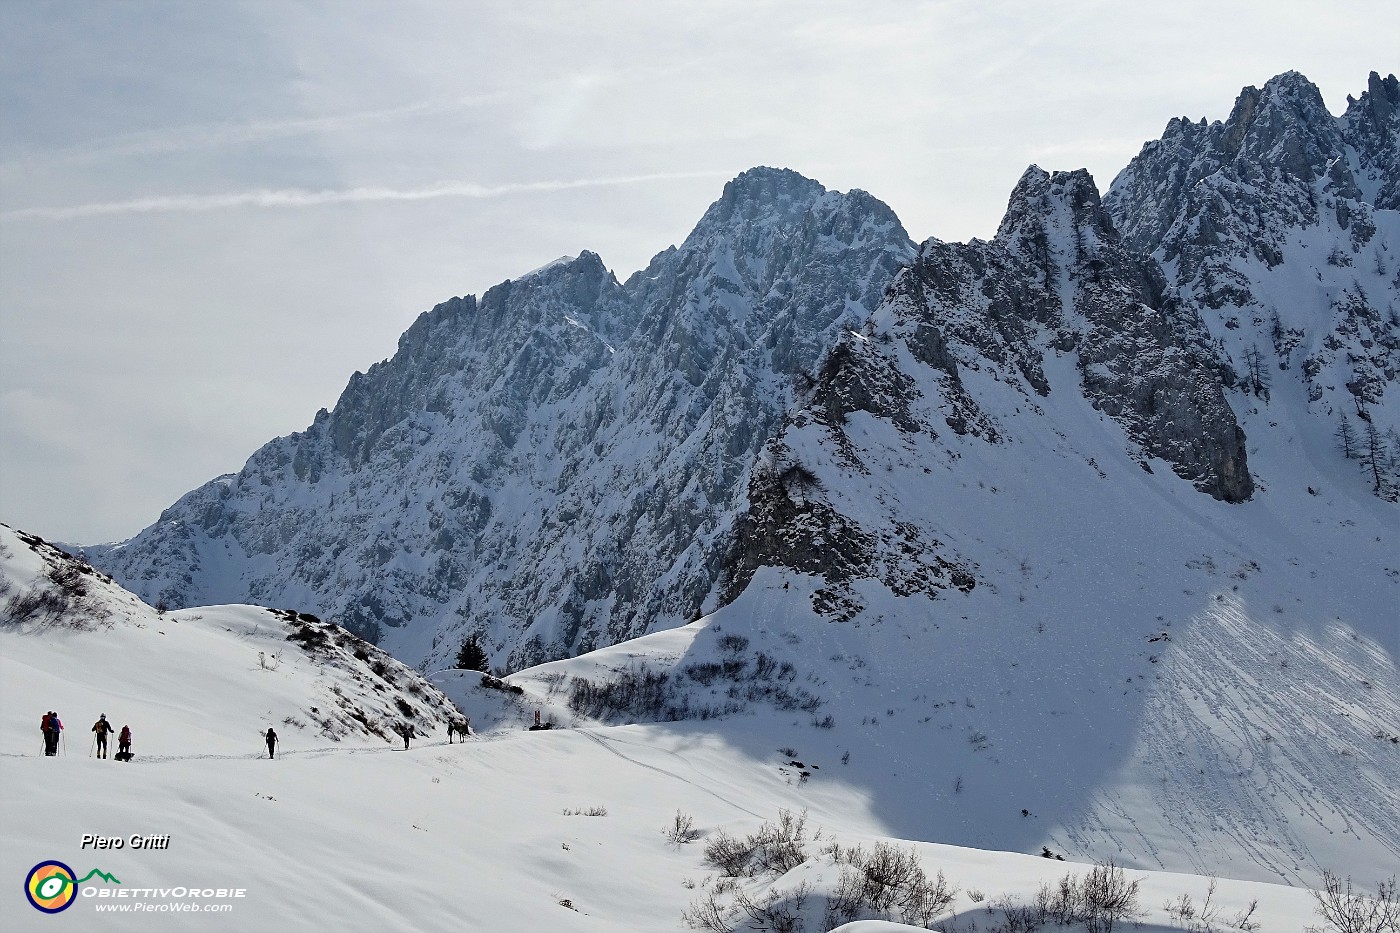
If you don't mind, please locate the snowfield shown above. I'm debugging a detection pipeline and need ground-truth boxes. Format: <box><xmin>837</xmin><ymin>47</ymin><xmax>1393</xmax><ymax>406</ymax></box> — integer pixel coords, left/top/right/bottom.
<box><xmin>0</xmin><ymin>524</ymin><xmax>1387</xmax><ymax>931</ymax></box>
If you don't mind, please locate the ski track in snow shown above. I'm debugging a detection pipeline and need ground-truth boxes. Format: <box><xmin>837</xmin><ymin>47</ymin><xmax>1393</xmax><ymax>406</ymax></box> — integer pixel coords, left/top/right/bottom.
<box><xmin>576</xmin><ymin>728</ymin><xmax>766</xmax><ymax>819</ymax></box>
<box><xmin>1065</xmin><ymin>592</ymin><xmax>1400</xmax><ymax>883</ymax></box>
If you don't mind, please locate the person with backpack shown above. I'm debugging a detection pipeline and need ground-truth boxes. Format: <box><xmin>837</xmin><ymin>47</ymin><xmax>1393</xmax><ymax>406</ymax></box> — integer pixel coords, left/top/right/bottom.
<box><xmin>265</xmin><ymin>727</ymin><xmax>278</xmax><ymax>759</ymax></box>
<box><xmin>399</xmin><ymin>722</ymin><xmax>414</xmax><ymax>750</ymax></box>
<box><xmin>117</xmin><ymin>725</ymin><xmax>132</xmax><ymax>761</ymax></box>
<box><xmin>41</xmin><ymin>711</ymin><xmax>63</xmax><ymax>756</ymax></box>
<box><xmin>92</xmin><ymin>714</ymin><xmax>115</xmax><ymax>759</ymax></box>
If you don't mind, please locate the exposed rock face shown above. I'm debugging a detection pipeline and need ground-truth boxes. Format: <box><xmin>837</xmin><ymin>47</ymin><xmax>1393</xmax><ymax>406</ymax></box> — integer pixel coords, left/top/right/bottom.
<box><xmin>726</xmin><ymin>166</ymin><xmax>1253</xmax><ymax>606</ymax></box>
<box><xmin>86</xmin><ymin>169</ymin><xmax>916</xmax><ymax>670</ymax></box>
<box><xmin>1343</xmin><ymin>71</ymin><xmax>1400</xmax><ymax>211</ymax></box>
<box><xmin>1104</xmin><ymin>71</ymin><xmax>1400</xmax><ymax>442</ymax></box>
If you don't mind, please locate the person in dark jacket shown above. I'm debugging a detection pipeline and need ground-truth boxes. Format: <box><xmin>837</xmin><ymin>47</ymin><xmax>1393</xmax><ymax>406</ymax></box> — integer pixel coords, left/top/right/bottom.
<box><xmin>117</xmin><ymin>725</ymin><xmax>132</xmax><ymax>761</ymax></box>
<box><xmin>92</xmin><ymin>714</ymin><xmax>114</xmax><ymax>759</ymax></box>
<box><xmin>265</xmin><ymin>727</ymin><xmax>278</xmax><ymax>759</ymax></box>
<box><xmin>42</xmin><ymin>711</ymin><xmax>63</xmax><ymax>756</ymax></box>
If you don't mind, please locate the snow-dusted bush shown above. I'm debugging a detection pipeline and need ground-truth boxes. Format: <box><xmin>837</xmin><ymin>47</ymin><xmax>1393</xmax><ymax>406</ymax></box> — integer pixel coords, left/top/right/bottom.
<box><xmin>1307</xmin><ymin>873</ymin><xmax>1399</xmax><ymax>933</ymax></box>
<box><xmin>822</xmin><ymin>839</ymin><xmax>957</xmax><ymax>927</ymax></box>
<box><xmin>567</xmin><ymin>652</ymin><xmax>820</xmax><ymax>724</ymax></box>
<box><xmin>1163</xmin><ymin>878</ymin><xmax>1261</xmax><ymax>933</ymax></box>
<box><xmin>665</xmin><ymin>810</ymin><xmax>703</xmax><ymax>845</ymax></box>
<box><xmin>692</xmin><ymin>812</ymin><xmax>958</xmax><ymax>932</ymax></box>
<box><xmin>702</xmin><ymin>810</ymin><xmax>811</xmax><ymax>879</ymax></box>
<box><xmin>1030</xmin><ymin>861</ymin><xmax>1142</xmax><ymax>932</ymax></box>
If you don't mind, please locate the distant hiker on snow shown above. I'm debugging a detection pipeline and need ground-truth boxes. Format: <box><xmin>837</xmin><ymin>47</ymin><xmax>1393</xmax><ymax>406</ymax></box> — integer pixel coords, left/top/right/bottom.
<box><xmin>92</xmin><ymin>714</ymin><xmax>114</xmax><ymax>759</ymax></box>
<box><xmin>448</xmin><ymin>718</ymin><xmax>471</xmax><ymax>742</ymax></box>
<box><xmin>116</xmin><ymin>725</ymin><xmax>133</xmax><ymax>762</ymax></box>
<box><xmin>398</xmin><ymin>722</ymin><xmax>415</xmax><ymax>750</ymax></box>
<box><xmin>41</xmin><ymin>710</ymin><xmax>63</xmax><ymax>756</ymax></box>
<box><xmin>265</xmin><ymin>727</ymin><xmax>278</xmax><ymax>759</ymax></box>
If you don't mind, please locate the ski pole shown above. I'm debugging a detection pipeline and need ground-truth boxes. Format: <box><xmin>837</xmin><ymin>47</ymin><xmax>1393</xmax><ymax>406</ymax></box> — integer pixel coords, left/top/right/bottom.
<box><xmin>89</xmin><ymin>735</ymin><xmax>96</xmax><ymax>757</ymax></box>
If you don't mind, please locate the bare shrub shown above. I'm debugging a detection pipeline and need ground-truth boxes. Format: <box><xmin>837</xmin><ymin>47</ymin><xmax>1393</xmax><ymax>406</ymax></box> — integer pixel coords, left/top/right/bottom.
<box><xmin>732</xmin><ymin>881</ymin><xmax>810</xmax><ymax>933</ymax></box>
<box><xmin>1031</xmin><ymin>861</ymin><xmax>1141</xmax><ymax>932</ymax></box>
<box><xmin>1307</xmin><ymin>873</ymin><xmax>1399</xmax><ymax>933</ymax></box>
<box><xmin>901</xmin><ymin>867</ymin><xmax>958</xmax><ymax>926</ymax></box>
<box><xmin>665</xmin><ymin>810</ymin><xmax>703</xmax><ymax>845</ymax></box>
<box><xmin>702</xmin><ymin>810</ymin><xmax>809</xmax><ymax>879</ymax></box>
<box><xmin>858</xmin><ymin>841</ymin><xmax>922</xmax><ymax>914</ymax></box>
<box><xmin>1164</xmin><ymin>878</ymin><xmax>1259</xmax><ymax>932</ymax></box>
<box><xmin>750</xmin><ymin>809</ymin><xmax>811</xmax><ymax>877</ymax></box>
<box><xmin>703</xmin><ymin>830</ymin><xmax>756</xmax><ymax>878</ymax></box>
<box><xmin>824</xmin><ymin>838</ymin><xmax>956</xmax><ymax>926</ymax></box>
<box><xmin>717</xmin><ymin>633</ymin><xmax>750</xmax><ymax>656</ymax></box>
<box><xmin>3</xmin><ymin>585</ymin><xmax>66</xmax><ymax>626</ymax></box>
<box><xmin>992</xmin><ymin>896</ymin><xmax>1043</xmax><ymax>933</ymax></box>
<box><xmin>824</xmin><ymin>867</ymin><xmax>866</xmax><ymax>927</ymax></box>
<box><xmin>682</xmin><ymin>888</ymin><xmax>735</xmax><ymax>932</ymax></box>
<box><xmin>1080</xmin><ymin>861</ymin><xmax>1142</xmax><ymax>933</ymax></box>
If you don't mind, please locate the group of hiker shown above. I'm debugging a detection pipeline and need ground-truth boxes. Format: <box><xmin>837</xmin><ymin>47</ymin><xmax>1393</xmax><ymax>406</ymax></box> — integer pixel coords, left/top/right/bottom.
<box><xmin>42</xmin><ymin>710</ymin><xmax>475</xmax><ymax>760</ymax></box>
<box><xmin>264</xmin><ymin>717</ymin><xmax>470</xmax><ymax>758</ymax></box>
<box><xmin>396</xmin><ymin>718</ymin><xmax>472</xmax><ymax>750</ymax></box>
<box><xmin>40</xmin><ymin>711</ymin><xmax>131</xmax><ymax>760</ymax></box>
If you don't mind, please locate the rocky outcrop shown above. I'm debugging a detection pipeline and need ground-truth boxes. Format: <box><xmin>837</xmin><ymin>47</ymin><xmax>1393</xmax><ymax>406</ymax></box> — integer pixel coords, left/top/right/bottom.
<box><xmin>86</xmin><ymin>169</ymin><xmax>916</xmax><ymax>670</ymax></box>
<box><xmin>1105</xmin><ymin>70</ymin><xmax>1399</xmax><ymax>478</ymax></box>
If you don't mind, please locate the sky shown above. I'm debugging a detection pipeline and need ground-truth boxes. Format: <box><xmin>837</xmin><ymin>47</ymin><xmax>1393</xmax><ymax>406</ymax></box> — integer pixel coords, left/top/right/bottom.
<box><xmin>1</xmin><ymin>0</ymin><xmax>1396</xmax><ymax>545</ymax></box>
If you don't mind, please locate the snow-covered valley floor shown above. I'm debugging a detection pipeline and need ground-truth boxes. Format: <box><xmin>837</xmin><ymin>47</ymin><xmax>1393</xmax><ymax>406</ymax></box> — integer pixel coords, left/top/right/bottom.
<box><xmin>1</xmin><ymin>525</ymin><xmax>1388</xmax><ymax>932</ymax></box>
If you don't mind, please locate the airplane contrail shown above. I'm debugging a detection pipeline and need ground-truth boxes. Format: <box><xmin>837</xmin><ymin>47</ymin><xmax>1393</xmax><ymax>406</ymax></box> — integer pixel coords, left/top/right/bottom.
<box><xmin>1</xmin><ymin>171</ymin><xmax>731</xmax><ymax>222</ymax></box>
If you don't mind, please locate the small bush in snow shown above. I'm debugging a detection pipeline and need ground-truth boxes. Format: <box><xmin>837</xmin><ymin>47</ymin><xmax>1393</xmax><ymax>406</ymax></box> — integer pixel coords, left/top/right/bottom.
<box><xmin>732</xmin><ymin>881</ymin><xmax>809</xmax><ymax>933</ymax></box>
<box><xmin>717</xmin><ymin>633</ymin><xmax>750</xmax><ymax>656</ymax></box>
<box><xmin>1307</xmin><ymin>872</ymin><xmax>1399</xmax><ymax>933</ymax></box>
<box><xmin>665</xmin><ymin>810</ymin><xmax>703</xmax><ymax>845</ymax></box>
<box><xmin>702</xmin><ymin>810</ymin><xmax>810</xmax><ymax>879</ymax></box>
<box><xmin>1030</xmin><ymin>861</ymin><xmax>1142</xmax><ymax>933</ymax></box>
<box><xmin>1164</xmin><ymin>878</ymin><xmax>1261</xmax><ymax>933</ymax></box>
<box><xmin>823</xmin><ymin>840</ymin><xmax>957</xmax><ymax>927</ymax></box>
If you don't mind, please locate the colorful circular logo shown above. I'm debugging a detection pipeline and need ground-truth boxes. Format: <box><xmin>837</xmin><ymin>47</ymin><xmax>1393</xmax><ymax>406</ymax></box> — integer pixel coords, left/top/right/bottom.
<box><xmin>25</xmin><ymin>861</ymin><xmax>78</xmax><ymax>913</ymax></box>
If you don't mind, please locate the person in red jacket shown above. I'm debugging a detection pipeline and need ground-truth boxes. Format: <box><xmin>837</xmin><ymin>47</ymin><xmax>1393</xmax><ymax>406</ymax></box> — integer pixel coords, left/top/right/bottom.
<box><xmin>41</xmin><ymin>711</ymin><xmax>63</xmax><ymax>756</ymax></box>
<box><xmin>118</xmin><ymin>725</ymin><xmax>132</xmax><ymax>760</ymax></box>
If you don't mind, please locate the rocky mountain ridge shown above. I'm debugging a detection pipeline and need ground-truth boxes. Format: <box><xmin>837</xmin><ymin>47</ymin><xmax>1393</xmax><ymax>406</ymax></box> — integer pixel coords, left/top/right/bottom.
<box><xmin>87</xmin><ymin>168</ymin><xmax>916</xmax><ymax>670</ymax></box>
<box><xmin>84</xmin><ymin>71</ymin><xmax>1398</xmax><ymax>680</ymax></box>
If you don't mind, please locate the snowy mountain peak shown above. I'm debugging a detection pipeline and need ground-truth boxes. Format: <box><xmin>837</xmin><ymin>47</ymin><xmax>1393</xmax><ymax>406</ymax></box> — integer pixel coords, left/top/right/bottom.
<box><xmin>1342</xmin><ymin>71</ymin><xmax>1400</xmax><ymax>209</ymax></box>
<box><xmin>698</xmin><ymin>165</ymin><xmax>830</xmax><ymax>231</ymax></box>
<box><xmin>995</xmin><ymin>166</ymin><xmax>1121</xmax><ymax>284</ymax></box>
<box><xmin>1104</xmin><ymin>70</ymin><xmax>1399</xmax><ymax>490</ymax></box>
<box><xmin>1218</xmin><ymin>71</ymin><xmax>1343</xmax><ymax>180</ymax></box>
<box><xmin>85</xmin><ymin>168</ymin><xmax>915</xmax><ymax>668</ymax></box>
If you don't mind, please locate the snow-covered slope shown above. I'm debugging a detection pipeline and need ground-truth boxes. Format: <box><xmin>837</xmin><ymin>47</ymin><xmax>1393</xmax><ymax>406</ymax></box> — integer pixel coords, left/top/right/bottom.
<box><xmin>679</xmin><ymin>71</ymin><xmax>1400</xmax><ymax>889</ymax></box>
<box><xmin>0</xmin><ymin>524</ymin><xmax>463</xmax><ymax>756</ymax></box>
<box><xmin>85</xmin><ymin>168</ymin><xmax>915</xmax><ymax>672</ymax></box>
<box><xmin>0</xmin><ymin>523</ymin><xmax>1332</xmax><ymax>931</ymax></box>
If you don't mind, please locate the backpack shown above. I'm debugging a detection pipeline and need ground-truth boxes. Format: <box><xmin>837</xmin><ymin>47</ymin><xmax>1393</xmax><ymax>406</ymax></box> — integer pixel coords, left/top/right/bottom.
<box><xmin>120</xmin><ymin>727</ymin><xmax>131</xmax><ymax>742</ymax></box>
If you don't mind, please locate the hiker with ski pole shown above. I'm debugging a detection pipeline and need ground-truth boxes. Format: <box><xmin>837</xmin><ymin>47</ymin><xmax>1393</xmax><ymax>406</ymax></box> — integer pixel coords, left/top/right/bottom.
<box><xmin>92</xmin><ymin>714</ymin><xmax>114</xmax><ymax>759</ymax></box>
